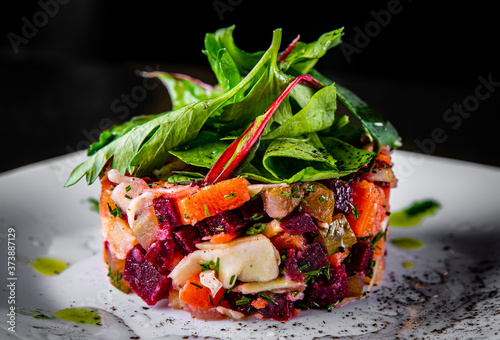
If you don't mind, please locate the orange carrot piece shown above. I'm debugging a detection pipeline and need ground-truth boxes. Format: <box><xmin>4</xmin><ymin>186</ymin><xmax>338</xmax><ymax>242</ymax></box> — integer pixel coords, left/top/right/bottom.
<box><xmin>177</xmin><ymin>177</ymin><xmax>251</xmax><ymax>225</ymax></box>
<box><xmin>251</xmin><ymin>297</ymin><xmax>267</xmax><ymax>309</ymax></box>
<box><xmin>210</xmin><ymin>231</ymin><xmax>241</xmax><ymax>244</ymax></box>
<box><xmin>376</xmin><ymin>151</ymin><xmax>392</xmax><ymax>166</ymax></box>
<box><xmin>328</xmin><ymin>247</ymin><xmax>351</xmax><ymax>267</ymax></box>
<box><xmin>179</xmin><ymin>274</ymin><xmax>224</xmax><ymax>309</ymax></box>
<box><xmin>346</xmin><ymin>180</ymin><xmax>386</xmax><ymax>238</ymax></box>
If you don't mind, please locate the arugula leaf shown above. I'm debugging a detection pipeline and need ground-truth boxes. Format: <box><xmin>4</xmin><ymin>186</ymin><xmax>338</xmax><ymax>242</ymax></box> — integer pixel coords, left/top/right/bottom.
<box><xmin>65</xmin><ymin>29</ymin><xmax>283</xmax><ymax>187</ymax></box>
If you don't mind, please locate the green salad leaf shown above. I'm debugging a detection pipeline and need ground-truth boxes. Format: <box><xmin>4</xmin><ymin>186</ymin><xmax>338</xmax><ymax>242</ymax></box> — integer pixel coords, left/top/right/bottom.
<box><xmin>65</xmin><ymin>26</ymin><xmax>401</xmax><ymax>187</ymax></box>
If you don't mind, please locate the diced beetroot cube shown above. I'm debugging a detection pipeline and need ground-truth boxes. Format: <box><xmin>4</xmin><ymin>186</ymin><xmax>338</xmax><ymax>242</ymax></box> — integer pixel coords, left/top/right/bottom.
<box><xmin>283</xmin><ymin>248</ymin><xmax>304</xmax><ymax>282</ymax></box>
<box><xmin>153</xmin><ymin>195</ymin><xmax>182</xmax><ymax>231</ymax></box>
<box><xmin>224</xmin><ymin>291</ymin><xmax>254</xmax><ymax>316</ymax></box>
<box><xmin>322</xmin><ymin>179</ymin><xmax>353</xmax><ymax>215</ymax></box>
<box><xmin>297</xmin><ymin>241</ymin><xmax>329</xmax><ymax>272</ymax></box>
<box><xmin>280</xmin><ymin>209</ymin><xmax>317</xmax><ymax>235</ymax></box>
<box><xmin>348</xmin><ymin>241</ymin><xmax>374</xmax><ymax>274</ymax></box>
<box><xmin>123</xmin><ymin>244</ymin><xmax>171</xmax><ymax>306</ymax></box>
<box><xmin>173</xmin><ymin>224</ymin><xmax>202</xmax><ymax>255</ymax></box>
<box><xmin>145</xmin><ymin>239</ymin><xmax>174</xmax><ymax>274</ymax></box>
<box><xmin>308</xmin><ymin>264</ymin><xmax>349</xmax><ymax>306</ymax></box>
<box><xmin>257</xmin><ymin>293</ymin><xmax>295</xmax><ymax>322</ymax></box>
<box><xmin>237</xmin><ymin>196</ymin><xmax>271</xmax><ymax>224</ymax></box>
<box><xmin>204</xmin><ymin>211</ymin><xmax>245</xmax><ymax>234</ymax></box>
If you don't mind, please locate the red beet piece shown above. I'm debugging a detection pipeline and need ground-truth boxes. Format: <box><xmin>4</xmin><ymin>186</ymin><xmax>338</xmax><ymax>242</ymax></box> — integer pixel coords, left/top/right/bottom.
<box><xmin>123</xmin><ymin>244</ymin><xmax>171</xmax><ymax>306</ymax></box>
<box><xmin>153</xmin><ymin>195</ymin><xmax>182</xmax><ymax>232</ymax></box>
<box><xmin>307</xmin><ymin>264</ymin><xmax>349</xmax><ymax>306</ymax></box>
<box><xmin>237</xmin><ymin>196</ymin><xmax>271</xmax><ymax>224</ymax></box>
<box><xmin>296</xmin><ymin>241</ymin><xmax>329</xmax><ymax>272</ymax></box>
<box><xmin>322</xmin><ymin>179</ymin><xmax>353</xmax><ymax>216</ymax></box>
<box><xmin>173</xmin><ymin>224</ymin><xmax>203</xmax><ymax>255</ymax></box>
<box><xmin>204</xmin><ymin>211</ymin><xmax>245</xmax><ymax>234</ymax></box>
<box><xmin>257</xmin><ymin>293</ymin><xmax>295</xmax><ymax>322</ymax></box>
<box><xmin>224</xmin><ymin>291</ymin><xmax>254</xmax><ymax>316</ymax></box>
<box><xmin>280</xmin><ymin>209</ymin><xmax>318</xmax><ymax>235</ymax></box>
<box><xmin>283</xmin><ymin>248</ymin><xmax>304</xmax><ymax>282</ymax></box>
<box><xmin>144</xmin><ymin>240</ymin><xmax>174</xmax><ymax>274</ymax></box>
<box><xmin>348</xmin><ymin>241</ymin><xmax>374</xmax><ymax>274</ymax></box>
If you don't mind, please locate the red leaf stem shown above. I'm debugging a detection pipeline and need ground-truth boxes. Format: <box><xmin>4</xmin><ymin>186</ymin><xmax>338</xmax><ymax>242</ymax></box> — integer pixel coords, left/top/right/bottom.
<box><xmin>203</xmin><ymin>74</ymin><xmax>324</xmax><ymax>185</ymax></box>
<box><xmin>277</xmin><ymin>35</ymin><xmax>301</xmax><ymax>62</ymax></box>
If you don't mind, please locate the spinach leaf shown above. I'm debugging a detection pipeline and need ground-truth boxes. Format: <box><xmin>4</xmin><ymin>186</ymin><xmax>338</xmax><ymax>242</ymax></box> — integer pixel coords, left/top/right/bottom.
<box><xmin>320</xmin><ymin>137</ymin><xmax>376</xmax><ymax>174</ymax></box>
<box><xmin>262</xmin><ymin>134</ymin><xmax>337</xmax><ymax>181</ymax></box>
<box><xmin>169</xmin><ymin>131</ymin><xmax>229</xmax><ymax>169</ymax></box>
<box><xmin>262</xmin><ymin>82</ymin><xmax>336</xmax><ymax>139</ymax></box>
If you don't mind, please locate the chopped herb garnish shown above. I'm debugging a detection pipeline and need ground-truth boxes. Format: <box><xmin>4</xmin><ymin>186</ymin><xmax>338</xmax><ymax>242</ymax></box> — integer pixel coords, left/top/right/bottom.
<box><xmin>258</xmin><ymin>292</ymin><xmax>278</xmax><ymax>305</ymax></box>
<box><xmin>304</xmin><ymin>184</ymin><xmax>316</xmax><ymax>196</ymax></box>
<box><xmin>158</xmin><ymin>215</ymin><xmax>163</xmax><ymax>223</ymax></box>
<box><xmin>246</xmin><ymin>223</ymin><xmax>266</xmax><ymax>235</ymax></box>
<box><xmin>200</xmin><ymin>260</ymin><xmax>215</xmax><ymax>271</ymax></box>
<box><xmin>204</xmin><ymin>205</ymin><xmax>210</xmax><ymax>216</ymax></box>
<box><xmin>348</xmin><ymin>202</ymin><xmax>359</xmax><ymax>220</ymax></box>
<box><xmin>183</xmin><ymin>213</ymin><xmax>189</xmax><ymax>220</ymax></box>
<box><xmin>235</xmin><ymin>295</ymin><xmax>252</xmax><ymax>305</ymax></box>
<box><xmin>251</xmin><ymin>213</ymin><xmax>263</xmax><ymax>221</ymax></box>
<box><xmin>107</xmin><ymin>267</ymin><xmax>123</xmax><ymax>290</ymax></box>
<box><xmin>189</xmin><ymin>282</ymin><xmax>204</xmax><ymax>289</ymax></box>
<box><xmin>280</xmin><ymin>191</ymin><xmax>306</xmax><ymax>202</ymax></box>
<box><xmin>209</xmin><ymin>294</ymin><xmax>214</xmax><ymax>306</ymax></box>
<box><xmin>319</xmin><ymin>195</ymin><xmax>329</xmax><ymax>202</ymax></box>
<box><xmin>229</xmin><ymin>274</ymin><xmax>236</xmax><ymax>286</ymax></box>
<box><xmin>125</xmin><ymin>185</ymin><xmax>132</xmax><ymax>192</ymax></box>
<box><xmin>214</xmin><ymin>257</ymin><xmax>220</xmax><ymax>277</ymax></box>
<box><xmin>107</xmin><ymin>203</ymin><xmax>122</xmax><ymax>218</ymax></box>
<box><xmin>298</xmin><ymin>263</ymin><xmax>310</xmax><ymax>271</ymax></box>
<box><xmin>124</xmin><ymin>194</ymin><xmax>132</xmax><ymax>199</ymax></box>
<box><xmin>224</xmin><ymin>192</ymin><xmax>237</xmax><ymax>199</ymax></box>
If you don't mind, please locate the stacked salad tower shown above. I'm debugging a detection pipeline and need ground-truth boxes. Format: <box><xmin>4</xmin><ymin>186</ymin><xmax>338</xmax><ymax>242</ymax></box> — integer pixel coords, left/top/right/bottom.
<box><xmin>66</xmin><ymin>26</ymin><xmax>401</xmax><ymax>321</ymax></box>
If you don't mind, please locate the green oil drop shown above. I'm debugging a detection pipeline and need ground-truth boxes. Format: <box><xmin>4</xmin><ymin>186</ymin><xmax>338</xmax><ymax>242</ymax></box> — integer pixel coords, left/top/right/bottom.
<box><xmin>53</xmin><ymin>308</ymin><xmax>101</xmax><ymax>325</ymax></box>
<box><xmin>390</xmin><ymin>200</ymin><xmax>441</xmax><ymax>227</ymax></box>
<box><xmin>391</xmin><ymin>237</ymin><xmax>424</xmax><ymax>249</ymax></box>
<box><xmin>402</xmin><ymin>261</ymin><xmax>414</xmax><ymax>268</ymax></box>
<box><xmin>31</xmin><ymin>258</ymin><xmax>68</xmax><ymax>276</ymax></box>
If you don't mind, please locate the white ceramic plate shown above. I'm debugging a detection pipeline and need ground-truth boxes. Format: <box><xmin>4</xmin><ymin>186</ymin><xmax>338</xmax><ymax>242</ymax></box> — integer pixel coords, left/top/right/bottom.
<box><xmin>1</xmin><ymin>150</ymin><xmax>500</xmax><ymax>339</ymax></box>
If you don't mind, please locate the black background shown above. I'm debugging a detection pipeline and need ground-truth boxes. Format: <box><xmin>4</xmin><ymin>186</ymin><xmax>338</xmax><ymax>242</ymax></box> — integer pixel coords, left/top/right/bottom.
<box><xmin>1</xmin><ymin>0</ymin><xmax>498</xmax><ymax>173</ymax></box>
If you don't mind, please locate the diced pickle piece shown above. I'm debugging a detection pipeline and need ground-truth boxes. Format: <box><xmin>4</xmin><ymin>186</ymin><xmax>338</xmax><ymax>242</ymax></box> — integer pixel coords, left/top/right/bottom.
<box><xmin>300</xmin><ymin>182</ymin><xmax>335</xmax><ymax>224</ymax></box>
<box><xmin>317</xmin><ymin>214</ymin><xmax>357</xmax><ymax>255</ymax></box>
<box><xmin>261</xmin><ymin>184</ymin><xmax>304</xmax><ymax>219</ymax></box>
